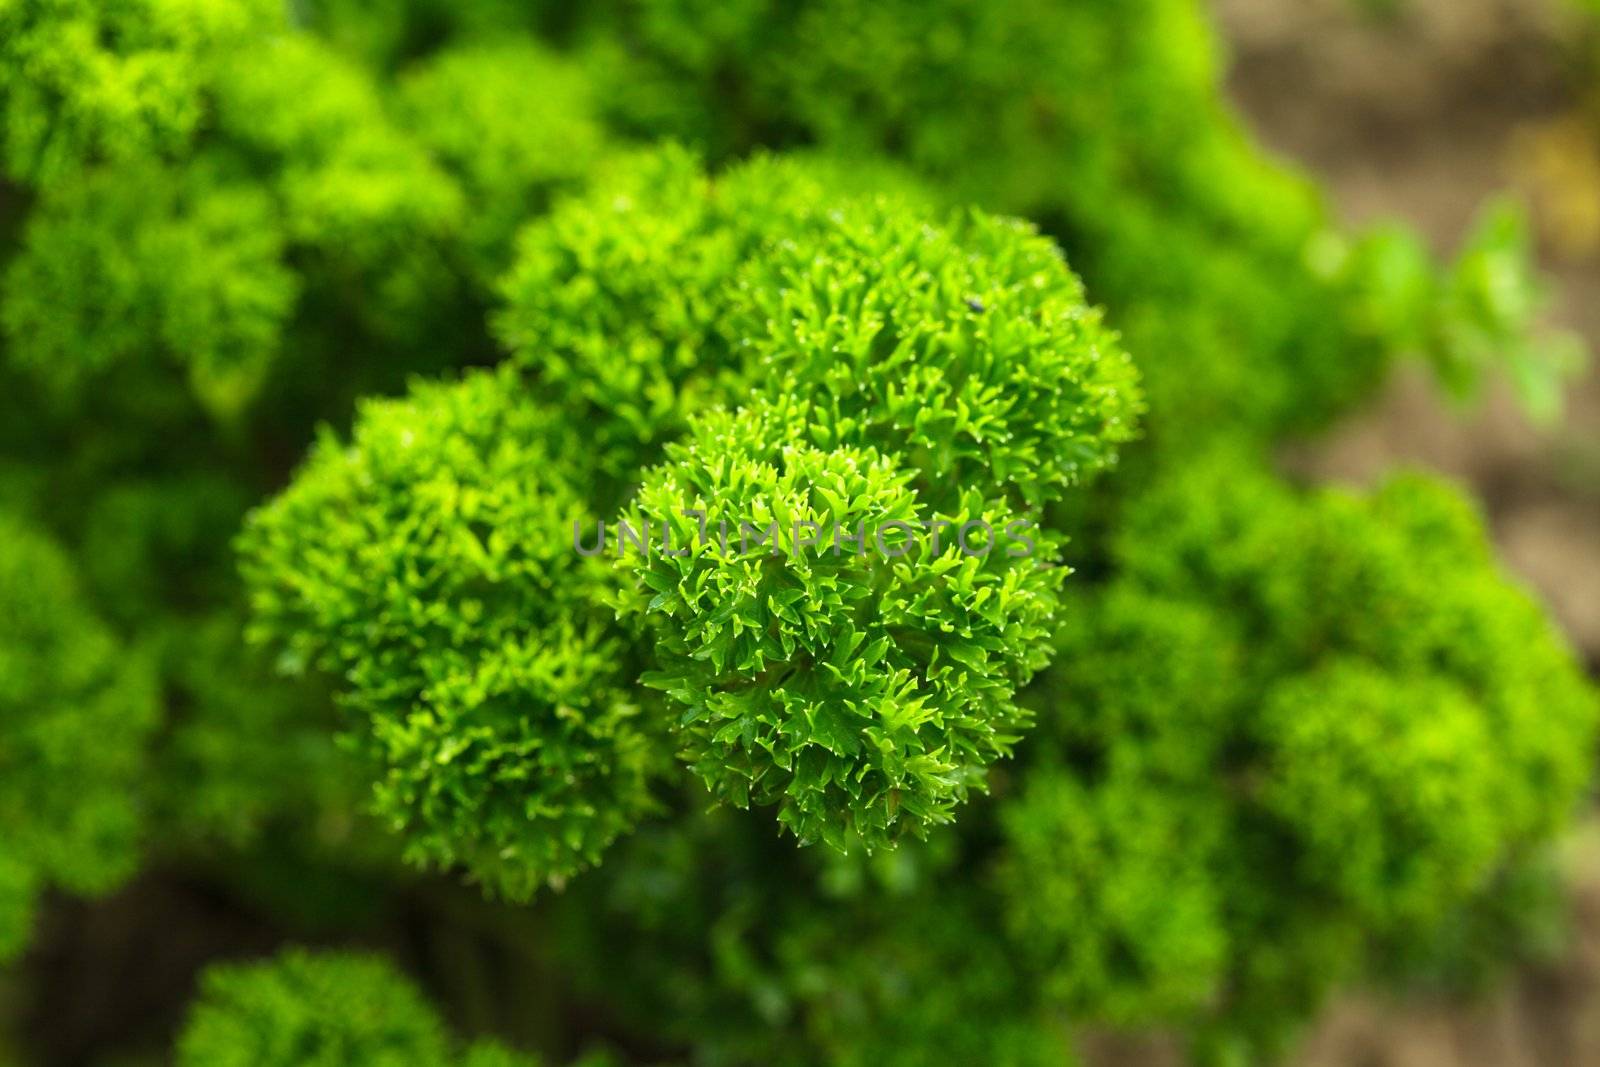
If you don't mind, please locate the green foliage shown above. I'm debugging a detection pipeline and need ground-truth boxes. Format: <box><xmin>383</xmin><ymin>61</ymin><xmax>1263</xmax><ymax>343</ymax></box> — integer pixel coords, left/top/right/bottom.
<box><xmin>176</xmin><ymin>948</ymin><xmax>557</xmax><ymax>1066</ymax></box>
<box><xmin>77</xmin><ymin>475</ymin><xmax>254</xmax><ymax>628</ymax></box>
<box><xmin>1337</xmin><ymin>200</ymin><xmax>1587</xmax><ymax>423</ymax></box>
<box><xmin>0</xmin><ymin>3</ymin><xmax>533</xmax><ymax>422</ymax></box>
<box><xmin>564</xmin><ymin>0</ymin><xmax>1572</xmax><ymax>441</ymax></box>
<box><xmin>1040</xmin><ymin>586</ymin><xmax>1242</xmax><ymax>783</ymax></box>
<box><xmin>624</xmin><ymin>399</ymin><xmax>1061</xmax><ymax>849</ymax></box>
<box><xmin>498</xmin><ymin>146</ymin><xmax>1135</xmax><ymax>501</ymax></box>
<box><xmin>765</xmin><ymin>888</ymin><xmax>1076</xmax><ymax>1067</ymax></box>
<box><xmin>299</xmin><ymin>0</ymin><xmax>552</xmax><ymax>72</ymax></box>
<box><xmin>0</xmin><ymin>508</ymin><xmax>158</xmax><ymax>960</ymax></box>
<box><xmin>0</xmin><ymin>1</ymin><xmax>1595</xmax><ymax>1065</ymax></box>
<box><xmin>0</xmin><ymin>0</ymin><xmax>278</xmax><ymax>182</ymax></box>
<box><xmin>210</xmin><ymin>32</ymin><xmax>464</xmax><ymax>342</ymax></box>
<box><xmin>462</xmin><ymin>1041</ymin><xmax>545</xmax><ymax>1067</ymax></box>
<box><xmin>561</xmin><ymin>0</ymin><xmax>1344</xmax><ymax>442</ymax></box>
<box><xmin>546</xmin><ymin>804</ymin><xmax>1071</xmax><ymax>1067</ymax></box>
<box><xmin>1021</xmin><ymin>453</ymin><xmax>1599</xmax><ymax>1056</ymax></box>
<box><xmin>727</xmin><ymin>198</ymin><xmax>1138</xmax><ymax>508</ymax></box>
<box><xmin>0</xmin><ymin>854</ymin><xmax>35</xmax><ymax>964</ymax></box>
<box><xmin>239</xmin><ymin>367</ymin><xmax>658</xmax><ymax>897</ymax></box>
<box><xmin>176</xmin><ymin>949</ymin><xmax>454</xmax><ymax>1066</ymax></box>
<box><xmin>395</xmin><ymin>40</ymin><xmax>608</xmax><ymax>283</ymax></box>
<box><xmin>504</xmin><ymin>147</ymin><xmax>1131</xmax><ymax>847</ymax></box>
<box><xmin>495</xmin><ymin>147</ymin><xmax>942</xmax><ymax>489</ymax></box>
<box><xmin>1259</xmin><ymin>665</ymin><xmax>1506</xmax><ymax>927</ymax></box>
<box><xmin>2</xmin><ymin>162</ymin><xmax>296</xmax><ymax>419</ymax></box>
<box><xmin>493</xmin><ymin>144</ymin><xmax>752</xmax><ymax>486</ymax></box>
<box><xmin>246</xmin><ymin>144</ymin><xmax>1134</xmax><ymax>866</ymax></box>
<box><xmin>144</xmin><ymin>613</ymin><xmax>357</xmax><ymax>850</ymax></box>
<box><xmin>997</xmin><ymin>765</ymin><xmax>1230</xmax><ymax>1025</ymax></box>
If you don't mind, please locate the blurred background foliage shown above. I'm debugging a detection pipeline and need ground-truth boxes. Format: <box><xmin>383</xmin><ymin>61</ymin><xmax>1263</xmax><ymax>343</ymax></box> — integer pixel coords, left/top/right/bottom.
<box><xmin>0</xmin><ymin>1</ymin><xmax>1598</xmax><ymax>1065</ymax></box>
